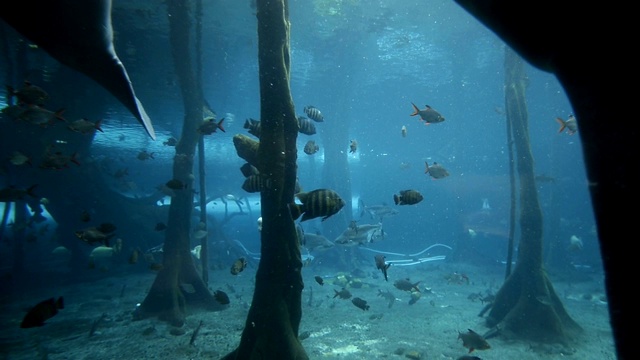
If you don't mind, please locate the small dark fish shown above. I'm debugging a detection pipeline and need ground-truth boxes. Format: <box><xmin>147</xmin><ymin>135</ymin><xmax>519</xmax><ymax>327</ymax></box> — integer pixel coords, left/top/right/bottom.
<box><xmin>213</xmin><ymin>290</ymin><xmax>230</xmax><ymax>305</ymax></box>
<box><xmin>456</xmin><ymin>356</ymin><xmax>482</xmax><ymax>360</ymax></box>
<box><xmin>297</xmin><ymin>116</ymin><xmax>317</xmax><ymax>135</ymax></box>
<box><xmin>20</xmin><ymin>296</ymin><xmax>64</xmax><ymax>328</ymax></box>
<box><xmin>410</xmin><ymin>102</ymin><xmax>445</xmax><ymax>124</ymax></box>
<box><xmin>556</xmin><ymin>114</ymin><xmax>577</xmax><ymax>135</ymax></box>
<box><xmin>242</xmin><ymin>174</ymin><xmax>271</xmax><ymax>193</ymax></box>
<box><xmin>374</xmin><ymin>255</ymin><xmax>391</xmax><ymax>281</ymax></box>
<box><xmin>377</xmin><ymin>289</ymin><xmax>397</xmax><ymax>308</ymax></box>
<box><xmin>303</xmin><ymin>105</ymin><xmax>324</xmax><ymax>122</ymax></box>
<box><xmin>304</xmin><ymin>140</ymin><xmax>319</xmax><ymax>155</ymax></box>
<box><xmin>243</xmin><ymin>118</ymin><xmax>261</xmax><ymax>138</ymax></box>
<box><xmin>165</xmin><ymin>179</ymin><xmax>187</xmax><ymax>190</ymax></box>
<box><xmin>68</xmin><ymin>118</ymin><xmax>103</xmax><ymax>134</ymax></box>
<box><xmin>75</xmin><ymin>227</ymin><xmax>115</xmax><ymax>247</ymax></box>
<box><xmin>333</xmin><ymin>288</ymin><xmax>352</xmax><ymax>299</ymax></box>
<box><xmin>349</xmin><ymin>139</ymin><xmax>357</xmax><ymax>154</ymax></box>
<box><xmin>240</xmin><ymin>162</ymin><xmax>259</xmax><ymax>177</ymax></box>
<box><xmin>154</xmin><ymin>222</ymin><xmax>167</xmax><ymax>231</ymax></box>
<box><xmin>7</xmin><ymin>81</ymin><xmax>48</xmax><ymax>106</ymax></box>
<box><xmin>137</xmin><ymin>150</ymin><xmax>154</xmax><ymax>161</ymax></box>
<box><xmin>149</xmin><ymin>263</ymin><xmax>164</xmax><ymax>271</ymax></box>
<box><xmin>197</xmin><ymin>117</ymin><xmax>225</xmax><ymax>135</ymax></box>
<box><xmin>80</xmin><ymin>210</ymin><xmax>91</xmax><ymax>222</ymax></box>
<box><xmin>425</xmin><ymin>161</ymin><xmax>450</xmax><ymax>179</ymax></box>
<box><xmin>314</xmin><ymin>275</ymin><xmax>324</xmax><ymax>285</ymax></box>
<box><xmin>0</xmin><ymin>184</ymin><xmax>38</xmax><ymax>202</ymax></box>
<box><xmin>163</xmin><ymin>137</ymin><xmax>178</xmax><ymax>146</ymax></box>
<box><xmin>458</xmin><ymin>328</ymin><xmax>491</xmax><ymax>353</ymax></box>
<box><xmin>393</xmin><ymin>278</ymin><xmax>420</xmax><ymax>292</ymax></box>
<box><xmin>40</xmin><ymin>151</ymin><xmax>80</xmax><ymax>170</ymax></box>
<box><xmin>230</xmin><ymin>257</ymin><xmax>247</xmax><ymax>275</ymax></box>
<box><xmin>351</xmin><ymin>297</ymin><xmax>370</xmax><ymax>311</ymax></box>
<box><xmin>289</xmin><ymin>188</ymin><xmax>346</xmax><ymax>222</ymax></box>
<box><xmin>393</xmin><ymin>189</ymin><xmax>423</xmax><ymax>205</ymax></box>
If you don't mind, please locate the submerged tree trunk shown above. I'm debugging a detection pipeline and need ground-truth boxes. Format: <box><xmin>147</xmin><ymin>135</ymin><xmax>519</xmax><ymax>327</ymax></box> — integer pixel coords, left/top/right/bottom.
<box><xmin>485</xmin><ymin>48</ymin><xmax>581</xmax><ymax>343</ymax></box>
<box><xmin>138</xmin><ymin>0</ymin><xmax>223</xmax><ymax>327</ymax></box>
<box><xmin>223</xmin><ymin>0</ymin><xmax>307</xmax><ymax>359</ymax></box>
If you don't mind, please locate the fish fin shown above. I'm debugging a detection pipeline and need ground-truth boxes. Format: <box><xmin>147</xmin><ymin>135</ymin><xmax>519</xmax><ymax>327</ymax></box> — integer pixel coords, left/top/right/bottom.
<box><xmin>424</xmin><ymin>161</ymin><xmax>430</xmax><ymax>174</ymax></box>
<box><xmin>95</xmin><ymin>119</ymin><xmax>104</xmax><ymax>132</ymax></box>
<box><xmin>70</xmin><ymin>153</ymin><xmax>81</xmax><ymax>166</ymax></box>
<box><xmin>556</xmin><ymin>117</ymin><xmax>566</xmax><ymax>133</ymax></box>
<box><xmin>410</xmin><ymin>102</ymin><xmax>420</xmax><ymax>116</ymax></box>
<box><xmin>289</xmin><ymin>203</ymin><xmax>303</xmax><ymax>220</ymax></box>
<box><xmin>27</xmin><ymin>184</ymin><xmax>38</xmax><ymax>198</ymax></box>
<box><xmin>218</xmin><ymin>118</ymin><xmax>226</xmax><ymax>132</ymax></box>
<box><xmin>55</xmin><ymin>108</ymin><xmax>66</xmax><ymax>122</ymax></box>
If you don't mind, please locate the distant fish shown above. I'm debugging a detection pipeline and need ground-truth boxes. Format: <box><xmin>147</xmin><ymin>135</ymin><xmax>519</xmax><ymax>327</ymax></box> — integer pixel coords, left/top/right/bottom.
<box><xmin>75</xmin><ymin>227</ymin><xmax>115</xmax><ymax>247</ymax></box>
<box><xmin>303</xmin><ymin>105</ymin><xmax>324</xmax><ymax>122</ymax></box>
<box><xmin>374</xmin><ymin>254</ymin><xmax>391</xmax><ymax>281</ymax></box>
<box><xmin>314</xmin><ymin>275</ymin><xmax>324</xmax><ymax>285</ymax></box>
<box><xmin>351</xmin><ymin>297</ymin><xmax>370</xmax><ymax>311</ymax></box>
<box><xmin>333</xmin><ymin>288</ymin><xmax>352</xmax><ymax>299</ymax></box>
<box><xmin>393</xmin><ymin>278</ymin><xmax>420</xmax><ymax>292</ymax></box>
<box><xmin>136</xmin><ymin>150</ymin><xmax>154</xmax><ymax>161</ymax></box>
<box><xmin>425</xmin><ymin>161</ymin><xmax>449</xmax><ymax>179</ymax></box>
<box><xmin>556</xmin><ymin>114</ymin><xmax>577</xmax><ymax>135</ymax></box>
<box><xmin>358</xmin><ymin>199</ymin><xmax>399</xmax><ymax>222</ymax></box>
<box><xmin>163</xmin><ymin>136</ymin><xmax>178</xmax><ymax>146</ymax></box>
<box><xmin>16</xmin><ymin>104</ymin><xmax>65</xmax><ymax>126</ymax></box>
<box><xmin>7</xmin><ymin>81</ymin><xmax>48</xmax><ymax>106</ymax></box>
<box><xmin>165</xmin><ymin>179</ymin><xmax>187</xmax><ymax>190</ymax></box>
<box><xmin>20</xmin><ymin>296</ymin><xmax>64</xmax><ymax>328</ymax></box>
<box><xmin>68</xmin><ymin>118</ymin><xmax>103</xmax><ymax>134</ymax></box>
<box><xmin>534</xmin><ymin>174</ymin><xmax>556</xmax><ymax>183</ymax></box>
<box><xmin>289</xmin><ymin>189</ymin><xmax>346</xmax><ymax>222</ymax></box>
<box><xmin>297</xmin><ymin>116</ymin><xmax>317</xmax><ymax>136</ymax></box>
<box><xmin>303</xmin><ymin>140</ymin><xmax>320</xmax><ymax>155</ymax></box>
<box><xmin>154</xmin><ymin>222</ymin><xmax>167</xmax><ymax>231</ymax></box>
<box><xmin>401</xmin><ymin>125</ymin><xmax>407</xmax><ymax>137</ymax></box>
<box><xmin>39</xmin><ymin>151</ymin><xmax>80</xmax><ymax>170</ymax></box>
<box><xmin>9</xmin><ymin>151</ymin><xmax>32</xmax><ymax>166</ymax></box>
<box><xmin>214</xmin><ymin>290</ymin><xmax>230</xmax><ymax>305</ymax></box>
<box><xmin>349</xmin><ymin>139</ymin><xmax>357</xmax><ymax>154</ymax></box>
<box><xmin>393</xmin><ymin>189</ymin><xmax>423</xmax><ymax>205</ymax></box>
<box><xmin>410</xmin><ymin>102</ymin><xmax>445</xmax><ymax>125</ymax></box>
<box><xmin>0</xmin><ymin>184</ymin><xmax>38</xmax><ymax>202</ymax></box>
<box><xmin>303</xmin><ymin>233</ymin><xmax>335</xmax><ymax>252</ymax></box>
<box><xmin>230</xmin><ymin>257</ymin><xmax>247</xmax><ymax>275</ymax></box>
<box><xmin>128</xmin><ymin>248</ymin><xmax>139</xmax><ymax>264</ymax></box>
<box><xmin>458</xmin><ymin>328</ymin><xmax>491</xmax><ymax>353</ymax></box>
<box><xmin>197</xmin><ymin>117</ymin><xmax>225</xmax><ymax>135</ymax></box>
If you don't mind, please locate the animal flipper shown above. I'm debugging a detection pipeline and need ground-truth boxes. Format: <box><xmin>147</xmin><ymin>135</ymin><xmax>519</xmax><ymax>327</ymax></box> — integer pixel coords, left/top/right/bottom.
<box><xmin>0</xmin><ymin>0</ymin><xmax>156</xmax><ymax>140</ymax></box>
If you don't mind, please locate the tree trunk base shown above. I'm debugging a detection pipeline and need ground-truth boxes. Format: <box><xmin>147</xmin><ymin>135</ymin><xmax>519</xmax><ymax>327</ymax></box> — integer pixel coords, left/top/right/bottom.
<box><xmin>486</xmin><ymin>266</ymin><xmax>582</xmax><ymax>345</ymax></box>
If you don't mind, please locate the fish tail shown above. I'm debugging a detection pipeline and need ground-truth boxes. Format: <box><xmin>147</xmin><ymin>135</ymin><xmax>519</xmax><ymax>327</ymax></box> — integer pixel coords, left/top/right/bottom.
<box><xmin>289</xmin><ymin>202</ymin><xmax>303</xmax><ymax>220</ymax></box>
<box><xmin>556</xmin><ymin>117</ymin><xmax>566</xmax><ymax>133</ymax></box>
<box><xmin>26</xmin><ymin>184</ymin><xmax>38</xmax><ymax>198</ymax></box>
<box><xmin>70</xmin><ymin>153</ymin><xmax>81</xmax><ymax>166</ymax></box>
<box><xmin>55</xmin><ymin>108</ymin><xmax>66</xmax><ymax>122</ymax></box>
<box><xmin>410</xmin><ymin>102</ymin><xmax>420</xmax><ymax>116</ymax></box>
<box><xmin>424</xmin><ymin>161</ymin><xmax>430</xmax><ymax>174</ymax></box>
<box><xmin>393</xmin><ymin>194</ymin><xmax>400</xmax><ymax>205</ymax></box>
<box><xmin>95</xmin><ymin>119</ymin><xmax>104</xmax><ymax>132</ymax></box>
<box><xmin>218</xmin><ymin>118</ymin><xmax>226</xmax><ymax>132</ymax></box>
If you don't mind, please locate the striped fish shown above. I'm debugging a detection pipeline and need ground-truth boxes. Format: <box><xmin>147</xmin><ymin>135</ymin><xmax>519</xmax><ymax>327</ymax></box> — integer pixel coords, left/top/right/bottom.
<box><xmin>393</xmin><ymin>189</ymin><xmax>423</xmax><ymax>205</ymax></box>
<box><xmin>242</xmin><ymin>174</ymin><xmax>271</xmax><ymax>193</ymax></box>
<box><xmin>303</xmin><ymin>105</ymin><xmax>324</xmax><ymax>122</ymax></box>
<box><xmin>297</xmin><ymin>116</ymin><xmax>317</xmax><ymax>136</ymax></box>
<box><xmin>290</xmin><ymin>188</ymin><xmax>345</xmax><ymax>222</ymax></box>
<box><xmin>243</xmin><ymin>118</ymin><xmax>261</xmax><ymax>138</ymax></box>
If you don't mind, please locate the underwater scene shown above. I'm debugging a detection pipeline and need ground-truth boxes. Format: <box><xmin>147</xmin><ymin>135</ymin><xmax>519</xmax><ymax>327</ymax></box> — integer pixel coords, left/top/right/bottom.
<box><xmin>0</xmin><ymin>1</ymin><xmax>616</xmax><ymax>359</ymax></box>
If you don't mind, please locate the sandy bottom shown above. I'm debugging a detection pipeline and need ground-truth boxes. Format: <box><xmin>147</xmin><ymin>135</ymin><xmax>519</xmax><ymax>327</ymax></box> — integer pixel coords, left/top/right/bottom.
<box><xmin>0</xmin><ymin>260</ymin><xmax>616</xmax><ymax>360</ymax></box>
